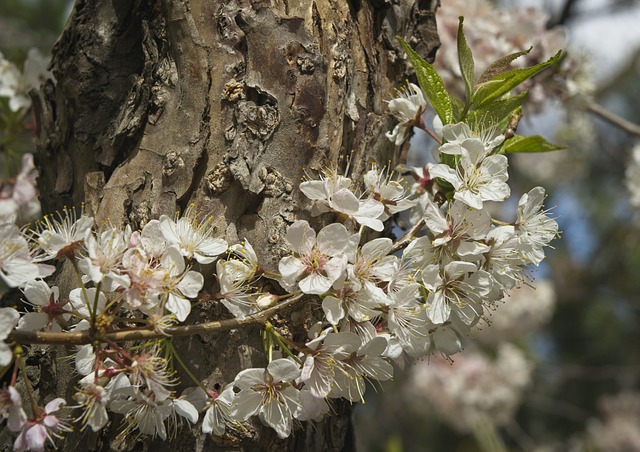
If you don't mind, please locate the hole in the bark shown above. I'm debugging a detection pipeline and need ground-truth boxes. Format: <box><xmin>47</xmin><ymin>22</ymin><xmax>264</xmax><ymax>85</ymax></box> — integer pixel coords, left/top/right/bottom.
<box><xmin>245</xmin><ymin>85</ymin><xmax>277</xmax><ymax>107</ymax></box>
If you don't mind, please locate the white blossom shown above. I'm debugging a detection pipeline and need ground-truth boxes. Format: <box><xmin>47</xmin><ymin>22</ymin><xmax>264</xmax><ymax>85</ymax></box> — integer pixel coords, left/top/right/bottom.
<box><xmin>201</xmin><ymin>386</ymin><xmax>237</xmax><ymax>436</ymax></box>
<box><xmin>0</xmin><ymin>222</ymin><xmax>44</xmax><ymax>287</ymax></box>
<box><xmin>279</xmin><ymin>220</ymin><xmax>349</xmax><ymax>295</ymax></box>
<box><xmin>34</xmin><ymin>208</ymin><xmax>94</xmax><ymax>260</ymax></box>
<box><xmin>18</xmin><ymin>280</ymin><xmax>69</xmax><ymax>332</ymax></box>
<box><xmin>232</xmin><ymin>358</ymin><xmax>302</xmax><ymax>439</ymax></box>
<box><xmin>0</xmin><ymin>386</ymin><xmax>26</xmax><ymax>432</ymax></box>
<box><xmin>514</xmin><ymin>187</ymin><xmax>558</xmax><ymax>265</ymax></box>
<box><xmin>386</xmin><ymin>83</ymin><xmax>427</xmax><ymax>145</ymax></box>
<box><xmin>160</xmin><ymin>245</ymin><xmax>204</xmax><ymax>322</ymax></box>
<box><xmin>0</xmin><ymin>49</ymin><xmax>51</xmax><ymax>112</ymax></box>
<box><xmin>159</xmin><ymin>206</ymin><xmax>228</xmax><ymax>264</ymax></box>
<box><xmin>14</xmin><ymin>398</ymin><xmax>71</xmax><ymax>452</ymax></box>
<box><xmin>0</xmin><ymin>308</ymin><xmax>19</xmax><ymax>366</ymax></box>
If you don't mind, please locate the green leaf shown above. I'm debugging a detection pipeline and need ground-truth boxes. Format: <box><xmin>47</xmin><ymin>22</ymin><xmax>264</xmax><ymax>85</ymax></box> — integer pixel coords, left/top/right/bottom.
<box><xmin>477</xmin><ymin>47</ymin><xmax>532</xmax><ymax>84</ymax></box>
<box><xmin>399</xmin><ymin>37</ymin><xmax>454</xmax><ymax>124</ymax></box>
<box><xmin>450</xmin><ymin>96</ymin><xmax>465</xmax><ymax>122</ymax></box>
<box><xmin>472</xmin><ymin>50</ymin><xmax>562</xmax><ymax>108</ymax></box>
<box><xmin>501</xmin><ymin>134</ymin><xmax>567</xmax><ymax>154</ymax></box>
<box><xmin>469</xmin><ymin>91</ymin><xmax>529</xmax><ymax>128</ymax></box>
<box><xmin>457</xmin><ymin>17</ymin><xmax>475</xmax><ymax>107</ymax></box>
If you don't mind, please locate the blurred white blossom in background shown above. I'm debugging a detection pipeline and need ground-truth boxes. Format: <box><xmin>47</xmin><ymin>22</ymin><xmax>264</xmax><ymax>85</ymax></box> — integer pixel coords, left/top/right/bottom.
<box><xmin>0</xmin><ymin>48</ymin><xmax>51</xmax><ymax>112</ymax></box>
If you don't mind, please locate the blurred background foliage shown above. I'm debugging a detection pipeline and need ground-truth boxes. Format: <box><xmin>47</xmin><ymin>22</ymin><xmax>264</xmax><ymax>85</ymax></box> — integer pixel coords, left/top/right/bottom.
<box><xmin>2</xmin><ymin>0</ymin><xmax>640</xmax><ymax>450</ymax></box>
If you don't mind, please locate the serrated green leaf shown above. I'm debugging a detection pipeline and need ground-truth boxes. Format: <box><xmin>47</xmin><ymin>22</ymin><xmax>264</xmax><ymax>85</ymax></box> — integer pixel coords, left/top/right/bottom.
<box><xmin>501</xmin><ymin>134</ymin><xmax>567</xmax><ymax>154</ymax></box>
<box><xmin>399</xmin><ymin>37</ymin><xmax>454</xmax><ymax>124</ymax></box>
<box><xmin>457</xmin><ymin>17</ymin><xmax>475</xmax><ymax>107</ymax></box>
<box><xmin>477</xmin><ymin>47</ymin><xmax>532</xmax><ymax>84</ymax></box>
<box><xmin>472</xmin><ymin>50</ymin><xmax>562</xmax><ymax>108</ymax></box>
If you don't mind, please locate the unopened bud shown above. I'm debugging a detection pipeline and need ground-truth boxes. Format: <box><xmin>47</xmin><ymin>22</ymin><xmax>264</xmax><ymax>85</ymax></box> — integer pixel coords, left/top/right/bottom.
<box><xmin>256</xmin><ymin>293</ymin><xmax>278</xmax><ymax>309</ymax></box>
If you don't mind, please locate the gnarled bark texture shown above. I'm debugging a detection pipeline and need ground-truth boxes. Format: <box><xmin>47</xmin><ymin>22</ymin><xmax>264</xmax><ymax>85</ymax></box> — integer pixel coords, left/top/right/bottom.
<box><xmin>30</xmin><ymin>0</ymin><xmax>439</xmax><ymax>450</ymax></box>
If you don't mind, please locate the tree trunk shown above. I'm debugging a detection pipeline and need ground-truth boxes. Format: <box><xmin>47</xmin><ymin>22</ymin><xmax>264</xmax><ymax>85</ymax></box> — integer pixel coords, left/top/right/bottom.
<box><xmin>30</xmin><ymin>0</ymin><xmax>439</xmax><ymax>450</ymax></box>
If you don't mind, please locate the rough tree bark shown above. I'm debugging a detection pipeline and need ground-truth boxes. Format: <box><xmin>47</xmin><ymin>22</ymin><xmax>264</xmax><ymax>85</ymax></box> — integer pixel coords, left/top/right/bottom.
<box><xmin>28</xmin><ymin>0</ymin><xmax>439</xmax><ymax>450</ymax></box>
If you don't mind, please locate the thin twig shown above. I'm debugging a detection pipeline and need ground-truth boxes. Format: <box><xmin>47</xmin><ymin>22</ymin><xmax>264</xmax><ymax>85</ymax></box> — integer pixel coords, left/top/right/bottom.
<box><xmin>390</xmin><ymin>217</ymin><xmax>425</xmax><ymax>254</ymax></box>
<box><xmin>9</xmin><ymin>294</ymin><xmax>304</xmax><ymax>346</ymax></box>
<box><xmin>586</xmin><ymin>100</ymin><xmax>640</xmax><ymax>138</ymax></box>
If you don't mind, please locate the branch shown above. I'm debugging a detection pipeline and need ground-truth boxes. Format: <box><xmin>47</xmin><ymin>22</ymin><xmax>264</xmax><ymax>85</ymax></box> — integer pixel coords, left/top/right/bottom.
<box><xmin>390</xmin><ymin>217</ymin><xmax>425</xmax><ymax>254</ymax></box>
<box><xmin>9</xmin><ymin>294</ymin><xmax>304</xmax><ymax>346</ymax></box>
<box><xmin>586</xmin><ymin>100</ymin><xmax>640</xmax><ymax>137</ymax></box>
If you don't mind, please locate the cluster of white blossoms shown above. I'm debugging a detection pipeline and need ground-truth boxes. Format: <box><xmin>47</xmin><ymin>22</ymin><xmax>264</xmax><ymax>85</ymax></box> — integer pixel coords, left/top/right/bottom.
<box><xmin>409</xmin><ymin>343</ymin><xmax>533</xmax><ymax>433</ymax></box>
<box><xmin>0</xmin><ymin>29</ymin><xmax>561</xmax><ymax>448</ymax></box>
<box><xmin>0</xmin><ymin>119</ymin><xmax>557</xmax><ymax>445</ymax></box>
<box><xmin>583</xmin><ymin>392</ymin><xmax>640</xmax><ymax>451</ymax></box>
<box><xmin>396</xmin><ymin>280</ymin><xmax>554</xmax><ymax>433</ymax></box>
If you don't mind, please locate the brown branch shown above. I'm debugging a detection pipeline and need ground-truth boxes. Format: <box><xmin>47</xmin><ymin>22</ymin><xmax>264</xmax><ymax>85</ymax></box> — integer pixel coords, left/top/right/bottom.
<box><xmin>9</xmin><ymin>294</ymin><xmax>304</xmax><ymax>346</ymax></box>
<box><xmin>587</xmin><ymin>100</ymin><xmax>640</xmax><ymax>138</ymax></box>
<box><xmin>390</xmin><ymin>217</ymin><xmax>425</xmax><ymax>254</ymax></box>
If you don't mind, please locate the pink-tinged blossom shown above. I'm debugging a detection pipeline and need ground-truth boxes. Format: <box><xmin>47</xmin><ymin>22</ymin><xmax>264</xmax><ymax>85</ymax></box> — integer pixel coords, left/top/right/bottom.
<box><xmin>14</xmin><ymin>398</ymin><xmax>71</xmax><ymax>452</ymax></box>
<box><xmin>410</xmin><ymin>343</ymin><xmax>532</xmax><ymax>432</ymax></box>
<box><xmin>0</xmin><ymin>386</ymin><xmax>26</xmax><ymax>432</ymax></box>
<box><xmin>121</xmin><ymin>247</ymin><xmax>164</xmax><ymax>309</ymax></box>
<box><xmin>0</xmin><ymin>307</ymin><xmax>19</xmax><ymax>366</ymax></box>
<box><xmin>232</xmin><ymin>358</ymin><xmax>302</xmax><ymax>439</ymax></box>
<box><xmin>0</xmin><ymin>154</ymin><xmax>41</xmax><ymax>223</ymax></box>
<box><xmin>279</xmin><ymin>220</ymin><xmax>349</xmax><ymax>295</ymax></box>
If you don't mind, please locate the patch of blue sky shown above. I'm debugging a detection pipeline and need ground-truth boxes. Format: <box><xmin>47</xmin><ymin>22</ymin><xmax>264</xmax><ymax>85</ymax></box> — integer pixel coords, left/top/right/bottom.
<box><xmin>552</xmin><ymin>188</ymin><xmax>596</xmax><ymax>264</ymax></box>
